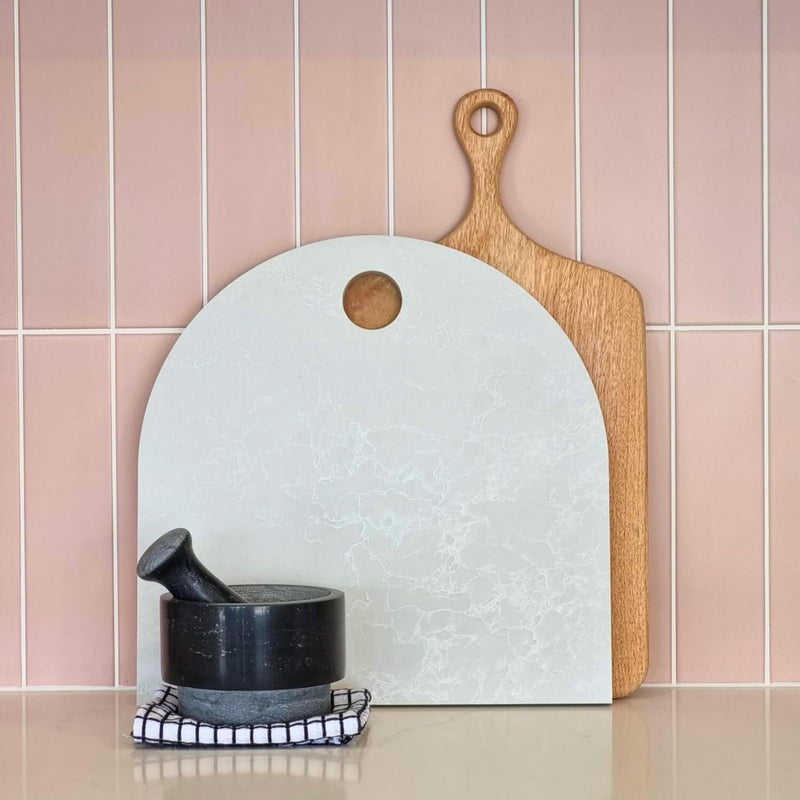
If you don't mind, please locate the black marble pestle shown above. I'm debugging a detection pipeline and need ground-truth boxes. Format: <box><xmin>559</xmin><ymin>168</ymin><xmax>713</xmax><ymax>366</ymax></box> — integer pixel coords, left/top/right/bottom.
<box><xmin>137</xmin><ymin>527</ymin><xmax>247</xmax><ymax>604</ymax></box>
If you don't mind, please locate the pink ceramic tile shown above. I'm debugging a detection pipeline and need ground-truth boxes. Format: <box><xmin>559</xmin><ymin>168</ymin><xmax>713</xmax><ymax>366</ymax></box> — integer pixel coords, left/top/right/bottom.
<box><xmin>20</xmin><ymin>0</ymin><xmax>109</xmax><ymax>328</ymax></box>
<box><xmin>113</xmin><ymin>0</ymin><xmax>202</xmax><ymax>326</ymax></box>
<box><xmin>24</xmin><ymin>336</ymin><xmax>113</xmax><ymax>685</ymax></box>
<box><xmin>676</xmin><ymin>332</ymin><xmax>764</xmax><ymax>682</ymax></box>
<box><xmin>674</xmin><ymin>0</ymin><xmax>763</xmax><ymax>324</ymax></box>
<box><xmin>206</xmin><ymin>0</ymin><xmax>294</xmax><ymax>299</ymax></box>
<box><xmin>768</xmin><ymin>0</ymin><xmax>800</xmax><ymax>323</ymax></box>
<box><xmin>392</xmin><ymin>0</ymin><xmax>478</xmax><ymax>241</ymax></box>
<box><xmin>0</xmin><ymin>0</ymin><xmax>16</xmax><ymax>329</ymax></box>
<box><xmin>0</xmin><ymin>337</ymin><xmax>20</xmax><ymax>685</ymax></box>
<box><xmin>115</xmin><ymin>333</ymin><xmax>177</xmax><ymax>686</ymax></box>
<box><xmin>487</xmin><ymin>0</ymin><xmax>576</xmax><ymax>258</ymax></box>
<box><xmin>299</xmin><ymin>0</ymin><xmax>387</xmax><ymax>243</ymax></box>
<box><xmin>580</xmin><ymin>0</ymin><xmax>669</xmax><ymax>324</ymax></box>
<box><xmin>644</xmin><ymin>332</ymin><xmax>671</xmax><ymax>684</ymax></box>
<box><xmin>769</xmin><ymin>332</ymin><xmax>800</xmax><ymax>680</ymax></box>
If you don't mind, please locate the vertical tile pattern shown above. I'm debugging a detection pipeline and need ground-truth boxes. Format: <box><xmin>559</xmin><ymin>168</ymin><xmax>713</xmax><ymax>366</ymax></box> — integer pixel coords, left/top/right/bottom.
<box><xmin>487</xmin><ymin>0</ymin><xmax>576</xmax><ymax>258</ymax></box>
<box><xmin>24</xmin><ymin>336</ymin><xmax>112</xmax><ymax>685</ymax></box>
<box><xmin>645</xmin><ymin>332</ymin><xmax>671</xmax><ymax>683</ymax></box>
<box><xmin>1</xmin><ymin>0</ymin><xmax>799</xmax><ymax>689</ymax></box>
<box><xmin>299</xmin><ymin>0</ymin><xmax>387</xmax><ymax>243</ymax></box>
<box><xmin>580</xmin><ymin>0</ymin><xmax>669</xmax><ymax>324</ymax></box>
<box><xmin>768</xmin><ymin>332</ymin><xmax>800</xmax><ymax>681</ymax></box>
<box><xmin>392</xmin><ymin>0</ymin><xmax>478</xmax><ymax>241</ymax></box>
<box><xmin>676</xmin><ymin>332</ymin><xmax>764</xmax><ymax>682</ymax></box>
<box><xmin>0</xmin><ymin>0</ymin><xmax>16</xmax><ymax>328</ymax></box>
<box><xmin>673</xmin><ymin>0</ymin><xmax>763</xmax><ymax>324</ymax></box>
<box><xmin>206</xmin><ymin>0</ymin><xmax>295</xmax><ymax>299</ymax></box>
<box><xmin>20</xmin><ymin>0</ymin><xmax>109</xmax><ymax>328</ymax></box>
<box><xmin>0</xmin><ymin>338</ymin><xmax>20</xmax><ymax>684</ymax></box>
<box><xmin>113</xmin><ymin>0</ymin><xmax>202</xmax><ymax>327</ymax></box>
<box><xmin>768</xmin><ymin>0</ymin><xmax>800</xmax><ymax>323</ymax></box>
<box><xmin>115</xmin><ymin>334</ymin><xmax>177</xmax><ymax>686</ymax></box>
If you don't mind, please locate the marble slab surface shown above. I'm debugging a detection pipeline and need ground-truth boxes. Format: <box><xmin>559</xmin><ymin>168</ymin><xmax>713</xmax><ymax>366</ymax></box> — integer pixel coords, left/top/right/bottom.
<box><xmin>137</xmin><ymin>236</ymin><xmax>611</xmax><ymax>704</ymax></box>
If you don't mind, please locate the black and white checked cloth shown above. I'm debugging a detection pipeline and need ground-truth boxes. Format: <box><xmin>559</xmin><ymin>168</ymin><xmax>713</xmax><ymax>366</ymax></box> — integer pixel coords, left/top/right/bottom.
<box><xmin>132</xmin><ymin>685</ymin><xmax>371</xmax><ymax>747</ymax></box>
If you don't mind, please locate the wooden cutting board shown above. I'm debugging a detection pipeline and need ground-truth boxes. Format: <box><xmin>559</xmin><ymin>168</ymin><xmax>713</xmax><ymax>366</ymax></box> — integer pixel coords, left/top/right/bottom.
<box><xmin>440</xmin><ymin>89</ymin><xmax>648</xmax><ymax>699</ymax></box>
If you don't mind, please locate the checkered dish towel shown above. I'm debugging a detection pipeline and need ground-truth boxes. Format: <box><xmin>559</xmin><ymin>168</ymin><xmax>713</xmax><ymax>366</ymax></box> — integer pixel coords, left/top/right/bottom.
<box><xmin>132</xmin><ymin>685</ymin><xmax>371</xmax><ymax>747</ymax></box>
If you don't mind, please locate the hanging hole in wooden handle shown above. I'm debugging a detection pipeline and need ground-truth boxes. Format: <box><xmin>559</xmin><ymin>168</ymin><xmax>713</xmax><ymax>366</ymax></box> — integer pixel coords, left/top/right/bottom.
<box><xmin>453</xmin><ymin>89</ymin><xmax>518</xmax><ymax>176</ymax></box>
<box><xmin>469</xmin><ymin>105</ymin><xmax>500</xmax><ymax>136</ymax></box>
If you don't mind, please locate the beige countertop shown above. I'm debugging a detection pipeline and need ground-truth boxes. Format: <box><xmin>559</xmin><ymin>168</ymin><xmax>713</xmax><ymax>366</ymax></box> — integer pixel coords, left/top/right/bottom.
<box><xmin>0</xmin><ymin>687</ymin><xmax>798</xmax><ymax>799</ymax></box>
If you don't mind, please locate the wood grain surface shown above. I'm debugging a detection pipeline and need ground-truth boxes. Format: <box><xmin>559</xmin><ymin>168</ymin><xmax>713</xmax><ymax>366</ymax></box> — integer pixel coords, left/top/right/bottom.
<box><xmin>440</xmin><ymin>89</ymin><xmax>648</xmax><ymax>699</ymax></box>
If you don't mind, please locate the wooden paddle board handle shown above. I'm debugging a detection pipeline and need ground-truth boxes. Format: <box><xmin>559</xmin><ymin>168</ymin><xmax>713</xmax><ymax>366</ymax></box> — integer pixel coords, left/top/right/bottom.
<box><xmin>442</xmin><ymin>88</ymin><xmax>650</xmax><ymax>699</ymax></box>
<box><xmin>452</xmin><ymin>89</ymin><xmax>519</xmax><ymax>223</ymax></box>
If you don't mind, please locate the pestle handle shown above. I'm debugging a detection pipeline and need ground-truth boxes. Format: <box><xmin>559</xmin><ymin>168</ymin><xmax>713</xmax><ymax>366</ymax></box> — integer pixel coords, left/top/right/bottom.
<box><xmin>137</xmin><ymin>528</ymin><xmax>247</xmax><ymax>603</ymax></box>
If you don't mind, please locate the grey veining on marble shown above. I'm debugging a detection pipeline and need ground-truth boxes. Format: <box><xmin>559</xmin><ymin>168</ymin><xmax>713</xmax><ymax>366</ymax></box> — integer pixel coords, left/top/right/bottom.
<box><xmin>137</xmin><ymin>235</ymin><xmax>611</xmax><ymax>705</ymax></box>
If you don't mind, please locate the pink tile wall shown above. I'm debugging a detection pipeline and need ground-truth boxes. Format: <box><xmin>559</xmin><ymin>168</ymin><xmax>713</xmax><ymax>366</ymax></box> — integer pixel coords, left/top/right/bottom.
<box><xmin>113</xmin><ymin>0</ymin><xmax>202</xmax><ymax>327</ymax></box>
<box><xmin>299</xmin><ymin>0</ymin><xmax>387</xmax><ymax>242</ymax></box>
<box><xmin>24</xmin><ymin>336</ymin><xmax>113</xmax><ymax>685</ymax></box>
<box><xmin>115</xmin><ymin>334</ymin><xmax>177</xmax><ymax>686</ymax></box>
<box><xmin>0</xmin><ymin>0</ymin><xmax>15</xmax><ymax>328</ymax></box>
<box><xmin>0</xmin><ymin>337</ymin><xmax>20</xmax><ymax>684</ymax></box>
<box><xmin>676</xmin><ymin>332</ymin><xmax>764</xmax><ymax>682</ymax></box>
<box><xmin>206</xmin><ymin>0</ymin><xmax>295</xmax><ymax>297</ymax></box>
<box><xmin>20</xmin><ymin>0</ymin><xmax>109</xmax><ymax>329</ymax></box>
<box><xmin>393</xmin><ymin>0</ymin><xmax>478</xmax><ymax>240</ymax></box>
<box><xmin>2</xmin><ymin>2</ymin><xmax>796</xmax><ymax>687</ymax></box>
<box><xmin>769</xmin><ymin>0</ymin><xmax>800</xmax><ymax>323</ymax></box>
<box><xmin>580</xmin><ymin>0</ymin><xmax>669</xmax><ymax>324</ymax></box>
<box><xmin>646</xmin><ymin>332</ymin><xmax>671</xmax><ymax>684</ymax></box>
<box><xmin>769</xmin><ymin>333</ymin><xmax>800</xmax><ymax>681</ymax></box>
<box><xmin>674</xmin><ymin>0</ymin><xmax>763</xmax><ymax>325</ymax></box>
<box><xmin>487</xmin><ymin>0</ymin><xmax>576</xmax><ymax>258</ymax></box>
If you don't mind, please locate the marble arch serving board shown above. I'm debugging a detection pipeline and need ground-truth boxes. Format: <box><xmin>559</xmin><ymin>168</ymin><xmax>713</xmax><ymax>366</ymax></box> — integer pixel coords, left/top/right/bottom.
<box><xmin>137</xmin><ymin>235</ymin><xmax>611</xmax><ymax>704</ymax></box>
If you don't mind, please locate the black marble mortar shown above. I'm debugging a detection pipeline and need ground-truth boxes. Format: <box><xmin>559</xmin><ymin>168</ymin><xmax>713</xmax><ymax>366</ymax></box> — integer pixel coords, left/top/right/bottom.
<box><xmin>160</xmin><ymin>584</ymin><xmax>346</xmax><ymax>725</ymax></box>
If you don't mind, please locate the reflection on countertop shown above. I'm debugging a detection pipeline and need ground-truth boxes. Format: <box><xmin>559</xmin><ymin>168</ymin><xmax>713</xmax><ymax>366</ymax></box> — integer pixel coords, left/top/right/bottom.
<box><xmin>0</xmin><ymin>687</ymin><xmax>798</xmax><ymax>798</ymax></box>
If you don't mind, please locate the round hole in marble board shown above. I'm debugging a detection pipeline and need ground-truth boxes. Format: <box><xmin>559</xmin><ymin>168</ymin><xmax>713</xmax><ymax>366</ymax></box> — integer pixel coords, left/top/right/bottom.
<box><xmin>343</xmin><ymin>270</ymin><xmax>402</xmax><ymax>329</ymax></box>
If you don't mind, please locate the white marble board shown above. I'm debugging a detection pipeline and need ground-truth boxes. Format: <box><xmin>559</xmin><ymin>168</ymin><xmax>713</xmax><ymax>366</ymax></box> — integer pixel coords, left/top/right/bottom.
<box><xmin>138</xmin><ymin>235</ymin><xmax>611</xmax><ymax>704</ymax></box>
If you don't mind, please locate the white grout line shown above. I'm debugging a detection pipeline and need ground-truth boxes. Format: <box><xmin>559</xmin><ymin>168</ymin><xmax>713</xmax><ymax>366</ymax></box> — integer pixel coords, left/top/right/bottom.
<box><xmin>293</xmin><ymin>0</ymin><xmax>301</xmax><ymax>248</ymax></box>
<box><xmin>667</xmin><ymin>0</ymin><xmax>677</xmax><ymax>687</ymax></box>
<box><xmin>0</xmin><ymin>328</ymin><xmax>186</xmax><ymax>336</ymax></box>
<box><xmin>386</xmin><ymin>0</ymin><xmax>394</xmax><ymax>235</ymax></box>
<box><xmin>573</xmin><ymin>0</ymin><xmax>581</xmax><ymax>262</ymax></box>
<box><xmin>2</xmin><ymin>324</ymin><xmax>798</xmax><ymax>338</ymax></box>
<box><xmin>13</xmin><ymin>0</ymin><xmax>25</xmax><ymax>689</ymax></box>
<box><xmin>0</xmin><ymin>685</ymin><xmax>137</xmax><ymax>693</ymax></box>
<box><xmin>646</xmin><ymin>324</ymin><xmax>800</xmax><ymax>332</ymax></box>
<box><xmin>200</xmin><ymin>0</ymin><xmax>208</xmax><ymax>306</ymax></box>
<box><xmin>480</xmin><ymin>0</ymin><xmax>487</xmax><ymax>133</ymax></box>
<box><xmin>762</xmin><ymin>0</ymin><xmax>771</xmax><ymax>686</ymax></box>
<box><xmin>645</xmin><ymin>681</ymin><xmax>800</xmax><ymax>688</ymax></box>
<box><xmin>0</xmin><ymin>682</ymin><xmax>793</xmax><ymax>693</ymax></box>
<box><xmin>106</xmin><ymin>0</ymin><xmax>119</xmax><ymax>689</ymax></box>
